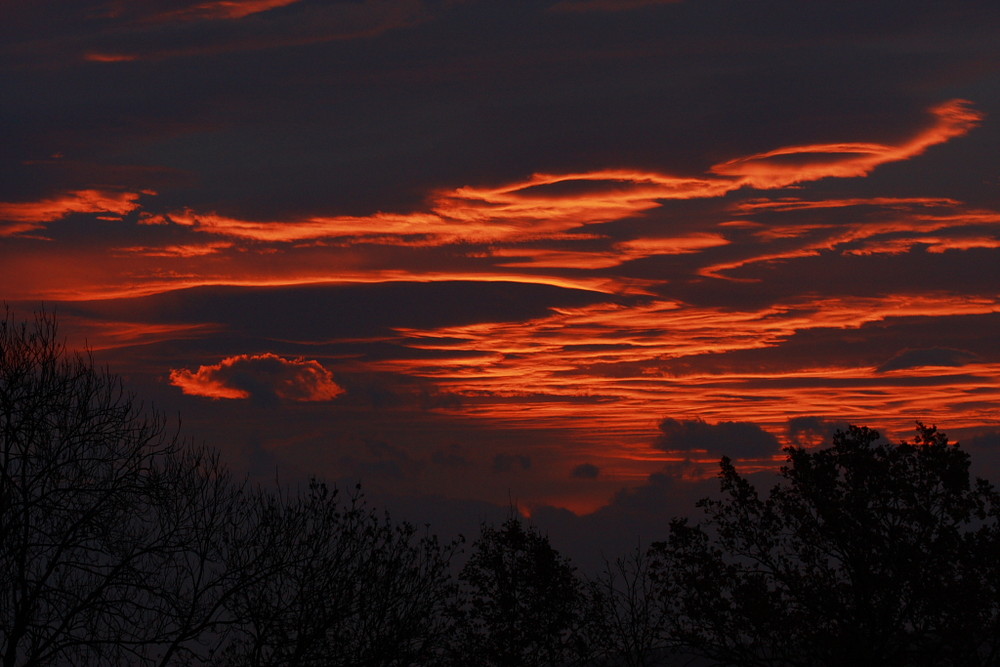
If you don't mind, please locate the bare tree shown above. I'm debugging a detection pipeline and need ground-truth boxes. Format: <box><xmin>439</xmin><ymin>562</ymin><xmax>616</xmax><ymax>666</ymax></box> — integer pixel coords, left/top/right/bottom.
<box><xmin>586</xmin><ymin>546</ymin><xmax>676</xmax><ymax>667</ymax></box>
<box><xmin>0</xmin><ymin>310</ymin><xmax>467</xmax><ymax>666</ymax></box>
<box><xmin>0</xmin><ymin>309</ymin><xmax>247</xmax><ymax>665</ymax></box>
<box><xmin>219</xmin><ymin>480</ymin><xmax>459</xmax><ymax>667</ymax></box>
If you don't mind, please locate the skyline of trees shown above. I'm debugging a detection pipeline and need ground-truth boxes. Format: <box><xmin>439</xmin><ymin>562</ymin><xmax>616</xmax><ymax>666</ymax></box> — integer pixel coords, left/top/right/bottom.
<box><xmin>3</xmin><ymin>310</ymin><xmax>999</xmax><ymax>666</ymax></box>
<box><xmin>649</xmin><ymin>424</ymin><xmax>1000</xmax><ymax>666</ymax></box>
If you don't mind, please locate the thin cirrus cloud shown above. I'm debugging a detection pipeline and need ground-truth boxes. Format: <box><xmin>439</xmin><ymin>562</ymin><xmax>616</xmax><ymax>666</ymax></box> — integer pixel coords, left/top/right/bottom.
<box><xmin>158</xmin><ymin>97</ymin><xmax>975</xmax><ymax>246</ymax></box>
<box><xmin>81</xmin><ymin>0</ymin><xmax>426</xmax><ymax>62</ymax></box>
<box><xmin>3</xmin><ymin>0</ymin><xmax>998</xmax><ymax>546</ymax></box>
<box><xmin>110</xmin><ymin>100</ymin><xmax>987</xmax><ymax>252</ymax></box>
<box><xmin>0</xmin><ymin>100</ymin><xmax>980</xmax><ymax>254</ymax></box>
<box><xmin>376</xmin><ymin>292</ymin><xmax>1000</xmax><ymax>453</ymax></box>
<box><xmin>1</xmin><ymin>97</ymin><xmax>995</xmax><ymax>456</ymax></box>
<box><xmin>156</xmin><ymin>169</ymin><xmax>734</xmax><ymax>246</ymax></box>
<box><xmin>149</xmin><ymin>0</ymin><xmax>304</xmax><ymax>22</ymax></box>
<box><xmin>0</xmin><ymin>189</ymin><xmax>147</xmax><ymax>235</ymax></box>
<box><xmin>877</xmin><ymin>348</ymin><xmax>982</xmax><ymax>373</ymax></box>
<box><xmin>711</xmin><ymin>100</ymin><xmax>982</xmax><ymax>188</ymax></box>
<box><xmin>170</xmin><ymin>353</ymin><xmax>345</xmax><ymax>403</ymax></box>
<box><xmin>699</xmin><ymin>195</ymin><xmax>1000</xmax><ymax>278</ymax></box>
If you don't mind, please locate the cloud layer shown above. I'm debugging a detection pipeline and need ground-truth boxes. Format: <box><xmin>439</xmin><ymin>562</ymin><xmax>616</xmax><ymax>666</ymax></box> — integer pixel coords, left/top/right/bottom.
<box><xmin>3</xmin><ymin>0</ymin><xmax>999</xmax><ymax>526</ymax></box>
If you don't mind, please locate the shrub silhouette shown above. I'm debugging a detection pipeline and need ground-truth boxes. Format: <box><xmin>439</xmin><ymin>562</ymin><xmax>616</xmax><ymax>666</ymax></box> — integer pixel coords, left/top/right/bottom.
<box><xmin>649</xmin><ymin>424</ymin><xmax>1000</xmax><ymax>666</ymax></box>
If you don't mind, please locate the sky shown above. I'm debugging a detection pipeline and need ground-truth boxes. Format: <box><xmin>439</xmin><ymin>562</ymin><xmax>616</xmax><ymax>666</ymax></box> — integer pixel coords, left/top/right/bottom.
<box><xmin>3</xmin><ymin>0</ymin><xmax>1000</xmax><ymax>563</ymax></box>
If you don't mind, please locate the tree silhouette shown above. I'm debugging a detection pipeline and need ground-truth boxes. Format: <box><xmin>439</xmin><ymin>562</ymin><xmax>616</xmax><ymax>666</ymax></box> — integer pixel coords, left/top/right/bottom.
<box><xmin>219</xmin><ymin>480</ymin><xmax>459</xmax><ymax>666</ymax></box>
<box><xmin>0</xmin><ymin>310</ymin><xmax>458</xmax><ymax>666</ymax></box>
<box><xmin>649</xmin><ymin>424</ymin><xmax>1000</xmax><ymax>666</ymax></box>
<box><xmin>13</xmin><ymin>307</ymin><xmax>1000</xmax><ymax>666</ymax></box>
<box><xmin>0</xmin><ymin>310</ymin><xmax>249</xmax><ymax>665</ymax></box>
<box><xmin>454</xmin><ymin>513</ymin><xmax>591</xmax><ymax>666</ymax></box>
<box><xmin>586</xmin><ymin>546</ymin><xmax>676</xmax><ymax>667</ymax></box>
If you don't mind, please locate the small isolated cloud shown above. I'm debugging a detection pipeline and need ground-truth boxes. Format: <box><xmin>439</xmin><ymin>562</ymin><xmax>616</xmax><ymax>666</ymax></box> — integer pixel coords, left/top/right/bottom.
<box><xmin>786</xmin><ymin>416</ymin><xmax>851</xmax><ymax>448</ymax></box>
<box><xmin>170</xmin><ymin>353</ymin><xmax>344</xmax><ymax>403</ymax></box>
<box><xmin>655</xmin><ymin>417</ymin><xmax>780</xmax><ymax>459</ymax></box>
<box><xmin>571</xmin><ymin>462</ymin><xmax>600</xmax><ymax>479</ymax></box>
<box><xmin>877</xmin><ymin>347</ymin><xmax>981</xmax><ymax>372</ymax></box>
<box><xmin>493</xmin><ymin>453</ymin><xmax>532</xmax><ymax>473</ymax></box>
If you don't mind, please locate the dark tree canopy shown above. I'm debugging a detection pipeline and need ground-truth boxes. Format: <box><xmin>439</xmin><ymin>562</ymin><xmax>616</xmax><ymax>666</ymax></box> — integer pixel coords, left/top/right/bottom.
<box><xmin>455</xmin><ymin>514</ymin><xmax>591</xmax><ymax>666</ymax></box>
<box><xmin>219</xmin><ymin>480</ymin><xmax>459</xmax><ymax>667</ymax></box>
<box><xmin>8</xmin><ymin>309</ymin><xmax>1000</xmax><ymax>666</ymax></box>
<box><xmin>650</xmin><ymin>424</ymin><xmax>1000</xmax><ymax>666</ymax></box>
<box><xmin>585</xmin><ymin>546</ymin><xmax>676</xmax><ymax>667</ymax></box>
<box><xmin>0</xmin><ymin>309</ymin><xmax>220</xmax><ymax>666</ymax></box>
<box><xmin>0</xmin><ymin>311</ymin><xmax>459</xmax><ymax>666</ymax></box>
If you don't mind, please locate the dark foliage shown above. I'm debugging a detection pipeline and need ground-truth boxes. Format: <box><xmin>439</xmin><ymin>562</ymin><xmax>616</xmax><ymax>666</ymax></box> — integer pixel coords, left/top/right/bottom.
<box><xmin>219</xmin><ymin>480</ymin><xmax>459</xmax><ymax>667</ymax></box>
<box><xmin>454</xmin><ymin>513</ymin><xmax>591</xmax><ymax>666</ymax></box>
<box><xmin>585</xmin><ymin>547</ymin><xmax>677</xmax><ymax>666</ymax></box>
<box><xmin>649</xmin><ymin>424</ymin><xmax>1000</xmax><ymax>666</ymax></box>
<box><xmin>0</xmin><ymin>309</ymin><xmax>243</xmax><ymax>666</ymax></box>
<box><xmin>0</xmin><ymin>311</ymin><xmax>458</xmax><ymax>666</ymax></box>
<box><xmin>8</xmin><ymin>310</ymin><xmax>1000</xmax><ymax>666</ymax></box>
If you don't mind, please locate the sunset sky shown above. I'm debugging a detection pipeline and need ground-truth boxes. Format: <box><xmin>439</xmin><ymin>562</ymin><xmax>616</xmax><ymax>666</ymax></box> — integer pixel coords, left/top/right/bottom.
<box><xmin>4</xmin><ymin>0</ymin><xmax>1000</xmax><ymax>561</ymax></box>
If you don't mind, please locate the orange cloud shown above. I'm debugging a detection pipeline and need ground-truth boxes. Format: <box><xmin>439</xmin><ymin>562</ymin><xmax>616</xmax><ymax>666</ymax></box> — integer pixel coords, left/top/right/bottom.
<box><xmin>488</xmin><ymin>248</ymin><xmax>623</xmax><ymax>269</ymax></box>
<box><xmin>845</xmin><ymin>236</ymin><xmax>1000</xmax><ymax>256</ymax></box>
<box><xmin>165</xmin><ymin>169</ymin><xmax>734</xmax><ymax>245</ymax></box>
<box><xmin>0</xmin><ymin>189</ymin><xmax>146</xmax><ymax>234</ymax></box>
<box><xmin>170</xmin><ymin>353</ymin><xmax>344</xmax><ymax>402</ymax></box>
<box><xmin>485</xmin><ymin>233</ymin><xmax>730</xmax><ymax>269</ymax></box>
<box><xmin>615</xmin><ymin>234</ymin><xmax>730</xmax><ymax>257</ymax></box>
<box><xmin>3</xmin><ymin>101</ymin><xmax>986</xmax><ymax>310</ymax></box>
<box><xmin>155</xmin><ymin>0</ymin><xmax>302</xmax><ymax>22</ymax></box>
<box><xmin>157</xmin><ymin>101</ymin><xmax>979</xmax><ymax>249</ymax></box>
<box><xmin>166</xmin><ymin>209</ymin><xmax>453</xmax><ymax>243</ymax></box>
<box><xmin>378</xmin><ymin>292</ymin><xmax>1000</xmax><ymax>452</ymax></box>
<box><xmin>701</xmin><ymin>195</ymin><xmax>1000</xmax><ymax>274</ymax></box>
<box><xmin>730</xmin><ymin>197</ymin><xmax>962</xmax><ymax>214</ymax></box>
<box><xmin>113</xmin><ymin>241</ymin><xmax>235</xmax><ymax>257</ymax></box>
<box><xmin>711</xmin><ymin>100</ymin><xmax>982</xmax><ymax>188</ymax></box>
<box><xmin>57</xmin><ymin>317</ymin><xmax>218</xmax><ymax>353</ymax></box>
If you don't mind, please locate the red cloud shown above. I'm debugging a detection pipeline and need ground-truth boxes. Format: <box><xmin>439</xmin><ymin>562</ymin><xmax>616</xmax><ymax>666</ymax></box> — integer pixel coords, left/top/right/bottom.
<box><xmin>0</xmin><ymin>189</ymin><xmax>146</xmax><ymax>235</ymax></box>
<box><xmin>170</xmin><ymin>353</ymin><xmax>344</xmax><ymax>402</ymax></box>
<box><xmin>711</xmin><ymin>99</ymin><xmax>982</xmax><ymax>188</ymax></box>
<box><xmin>156</xmin><ymin>0</ymin><xmax>302</xmax><ymax>22</ymax></box>
<box><xmin>158</xmin><ymin>101</ymin><xmax>980</xmax><ymax>249</ymax></box>
<box><xmin>83</xmin><ymin>53</ymin><xmax>139</xmax><ymax>62</ymax></box>
<box><xmin>164</xmin><ymin>169</ymin><xmax>734</xmax><ymax>244</ymax></box>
